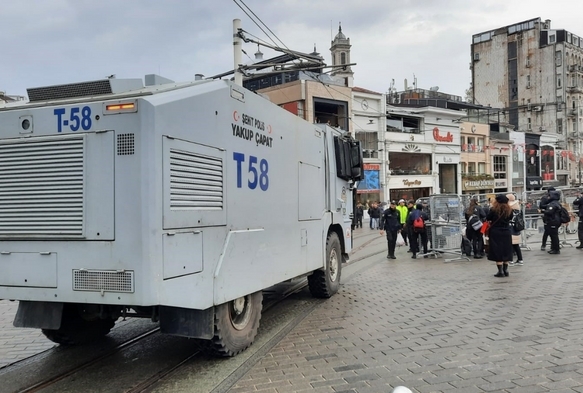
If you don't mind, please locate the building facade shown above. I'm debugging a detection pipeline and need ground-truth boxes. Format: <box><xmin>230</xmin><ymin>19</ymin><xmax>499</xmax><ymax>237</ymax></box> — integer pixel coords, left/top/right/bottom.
<box><xmin>472</xmin><ymin>17</ymin><xmax>583</xmax><ymax>189</ymax></box>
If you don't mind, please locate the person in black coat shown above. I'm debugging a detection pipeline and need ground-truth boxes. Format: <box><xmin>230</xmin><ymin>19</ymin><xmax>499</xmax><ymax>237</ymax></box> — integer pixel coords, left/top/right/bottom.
<box><xmin>486</xmin><ymin>194</ymin><xmax>514</xmax><ymax>277</ymax></box>
<box><xmin>539</xmin><ymin>187</ymin><xmax>555</xmax><ymax>250</ymax></box>
<box><xmin>355</xmin><ymin>203</ymin><xmax>364</xmax><ymax>228</ymax></box>
<box><xmin>380</xmin><ymin>201</ymin><xmax>402</xmax><ymax>259</ymax></box>
<box><xmin>573</xmin><ymin>190</ymin><xmax>583</xmax><ymax>249</ymax></box>
<box><xmin>407</xmin><ymin>203</ymin><xmax>430</xmax><ymax>259</ymax></box>
<box><xmin>465</xmin><ymin>197</ymin><xmax>486</xmax><ymax>259</ymax></box>
<box><xmin>543</xmin><ymin>190</ymin><xmax>563</xmax><ymax>254</ymax></box>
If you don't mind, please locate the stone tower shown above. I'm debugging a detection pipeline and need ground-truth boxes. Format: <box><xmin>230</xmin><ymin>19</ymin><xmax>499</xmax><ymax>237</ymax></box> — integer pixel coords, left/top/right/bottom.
<box><xmin>330</xmin><ymin>23</ymin><xmax>354</xmax><ymax>87</ymax></box>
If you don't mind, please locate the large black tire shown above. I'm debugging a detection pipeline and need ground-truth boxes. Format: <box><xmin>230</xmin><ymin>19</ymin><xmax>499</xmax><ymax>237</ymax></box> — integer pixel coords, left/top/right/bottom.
<box><xmin>203</xmin><ymin>291</ymin><xmax>263</xmax><ymax>357</ymax></box>
<box><xmin>308</xmin><ymin>231</ymin><xmax>341</xmax><ymax>298</ymax></box>
<box><xmin>41</xmin><ymin>305</ymin><xmax>115</xmax><ymax>345</ymax></box>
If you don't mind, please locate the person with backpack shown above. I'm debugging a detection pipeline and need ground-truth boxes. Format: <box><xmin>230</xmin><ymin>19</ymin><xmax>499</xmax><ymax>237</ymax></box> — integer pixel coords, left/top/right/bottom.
<box><xmin>465</xmin><ymin>197</ymin><xmax>486</xmax><ymax>259</ymax></box>
<box><xmin>506</xmin><ymin>194</ymin><xmax>525</xmax><ymax>266</ymax></box>
<box><xmin>407</xmin><ymin>203</ymin><xmax>429</xmax><ymax>259</ymax></box>
<box><xmin>543</xmin><ymin>190</ymin><xmax>563</xmax><ymax>254</ymax></box>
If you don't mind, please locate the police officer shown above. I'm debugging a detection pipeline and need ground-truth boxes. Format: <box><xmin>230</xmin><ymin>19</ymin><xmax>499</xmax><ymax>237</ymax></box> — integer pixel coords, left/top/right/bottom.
<box><xmin>380</xmin><ymin>201</ymin><xmax>402</xmax><ymax>259</ymax></box>
<box><xmin>539</xmin><ymin>187</ymin><xmax>555</xmax><ymax>251</ymax></box>
<box><xmin>543</xmin><ymin>190</ymin><xmax>562</xmax><ymax>254</ymax></box>
<box><xmin>573</xmin><ymin>190</ymin><xmax>583</xmax><ymax>249</ymax></box>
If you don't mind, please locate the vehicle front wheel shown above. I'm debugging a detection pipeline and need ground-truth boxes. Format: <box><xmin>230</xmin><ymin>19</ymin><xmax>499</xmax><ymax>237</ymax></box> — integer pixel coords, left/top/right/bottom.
<box><xmin>203</xmin><ymin>291</ymin><xmax>263</xmax><ymax>357</ymax></box>
<box><xmin>308</xmin><ymin>231</ymin><xmax>342</xmax><ymax>298</ymax></box>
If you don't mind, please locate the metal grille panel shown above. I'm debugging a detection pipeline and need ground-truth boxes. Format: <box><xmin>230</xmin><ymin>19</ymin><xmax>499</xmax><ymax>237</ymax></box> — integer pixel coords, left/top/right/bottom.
<box><xmin>117</xmin><ymin>134</ymin><xmax>135</xmax><ymax>155</ymax></box>
<box><xmin>0</xmin><ymin>136</ymin><xmax>85</xmax><ymax>237</ymax></box>
<box><xmin>73</xmin><ymin>270</ymin><xmax>134</xmax><ymax>293</ymax></box>
<box><xmin>27</xmin><ymin>80</ymin><xmax>112</xmax><ymax>102</ymax></box>
<box><xmin>169</xmin><ymin>149</ymin><xmax>223</xmax><ymax>210</ymax></box>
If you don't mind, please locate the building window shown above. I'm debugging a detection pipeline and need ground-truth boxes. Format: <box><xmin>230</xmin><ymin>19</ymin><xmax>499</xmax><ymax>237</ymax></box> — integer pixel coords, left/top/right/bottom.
<box><xmin>478</xmin><ymin>162</ymin><xmax>486</xmax><ymax>174</ymax></box>
<box><xmin>355</xmin><ymin>131</ymin><xmax>378</xmax><ymax>158</ymax></box>
<box><xmin>526</xmin><ymin>74</ymin><xmax>531</xmax><ymax>88</ymax></box>
<box><xmin>527</xmin><ymin>117</ymin><xmax>532</xmax><ymax>130</ymax></box>
<box><xmin>558</xmin><ymin>118</ymin><xmax>563</xmax><ymax>134</ymax></box>
<box><xmin>555</xmin><ymin>50</ymin><xmax>562</xmax><ymax>66</ymax></box>
<box><xmin>557</xmin><ymin>75</ymin><xmax>562</xmax><ymax>88</ymax></box>
<box><xmin>389</xmin><ymin>152</ymin><xmax>432</xmax><ymax>175</ymax></box>
<box><xmin>550</xmin><ymin>34</ymin><xmax>556</xmax><ymax>44</ymax></box>
<box><xmin>340</xmin><ymin>52</ymin><xmax>346</xmax><ymax>65</ymax></box>
<box><xmin>493</xmin><ymin>155</ymin><xmax>507</xmax><ymax>179</ymax></box>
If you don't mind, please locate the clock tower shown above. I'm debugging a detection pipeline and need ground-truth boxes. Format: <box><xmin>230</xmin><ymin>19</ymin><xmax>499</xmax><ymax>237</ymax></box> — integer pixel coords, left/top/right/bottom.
<box><xmin>330</xmin><ymin>23</ymin><xmax>354</xmax><ymax>87</ymax></box>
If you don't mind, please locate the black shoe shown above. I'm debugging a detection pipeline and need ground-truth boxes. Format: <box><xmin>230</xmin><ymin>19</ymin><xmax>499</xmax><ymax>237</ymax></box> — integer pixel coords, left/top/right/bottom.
<box><xmin>390</xmin><ymin>255</ymin><xmax>396</xmax><ymax>259</ymax></box>
<box><xmin>540</xmin><ymin>246</ymin><xmax>546</xmax><ymax>251</ymax></box>
<box><xmin>407</xmin><ymin>249</ymin><xmax>412</xmax><ymax>253</ymax></box>
<box><xmin>548</xmin><ymin>250</ymin><xmax>560</xmax><ymax>254</ymax></box>
<box><xmin>494</xmin><ymin>272</ymin><xmax>505</xmax><ymax>277</ymax></box>
<box><xmin>504</xmin><ymin>271</ymin><xmax>509</xmax><ymax>277</ymax></box>
<box><xmin>474</xmin><ymin>255</ymin><xmax>483</xmax><ymax>259</ymax></box>
<box><xmin>387</xmin><ymin>255</ymin><xmax>391</xmax><ymax>259</ymax></box>
<box><xmin>423</xmin><ymin>255</ymin><xmax>428</xmax><ymax>259</ymax></box>
<box><xmin>411</xmin><ymin>254</ymin><xmax>417</xmax><ymax>259</ymax></box>
<box><xmin>576</xmin><ymin>246</ymin><xmax>583</xmax><ymax>249</ymax></box>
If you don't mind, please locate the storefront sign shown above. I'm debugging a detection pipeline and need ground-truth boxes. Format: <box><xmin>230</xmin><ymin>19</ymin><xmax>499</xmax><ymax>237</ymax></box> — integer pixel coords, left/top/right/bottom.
<box><xmin>526</xmin><ymin>176</ymin><xmax>542</xmax><ymax>187</ymax></box>
<box><xmin>432</xmin><ymin>127</ymin><xmax>454</xmax><ymax>143</ymax></box>
<box><xmin>495</xmin><ymin>179</ymin><xmax>507</xmax><ymax>188</ymax></box>
<box><xmin>462</xmin><ymin>180</ymin><xmax>494</xmax><ymax>191</ymax></box>
<box><xmin>402</xmin><ymin>179</ymin><xmax>422</xmax><ymax>187</ymax></box>
<box><xmin>363</xmin><ymin>163</ymin><xmax>380</xmax><ymax>170</ymax></box>
<box><xmin>443</xmin><ymin>156</ymin><xmax>453</xmax><ymax>163</ymax></box>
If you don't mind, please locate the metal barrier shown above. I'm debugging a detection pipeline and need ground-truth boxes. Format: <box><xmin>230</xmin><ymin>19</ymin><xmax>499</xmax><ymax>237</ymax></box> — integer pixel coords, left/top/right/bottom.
<box><xmin>424</xmin><ymin>194</ymin><xmax>469</xmax><ymax>262</ymax></box>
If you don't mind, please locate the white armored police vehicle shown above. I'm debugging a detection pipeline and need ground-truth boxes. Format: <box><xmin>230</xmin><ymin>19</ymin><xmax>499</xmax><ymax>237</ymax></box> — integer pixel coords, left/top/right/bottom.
<box><xmin>0</xmin><ymin>75</ymin><xmax>362</xmax><ymax>356</ymax></box>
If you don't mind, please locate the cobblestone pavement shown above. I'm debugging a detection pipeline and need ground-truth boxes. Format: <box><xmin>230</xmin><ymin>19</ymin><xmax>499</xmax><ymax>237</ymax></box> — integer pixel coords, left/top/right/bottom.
<box><xmin>228</xmin><ymin>233</ymin><xmax>583</xmax><ymax>393</ymax></box>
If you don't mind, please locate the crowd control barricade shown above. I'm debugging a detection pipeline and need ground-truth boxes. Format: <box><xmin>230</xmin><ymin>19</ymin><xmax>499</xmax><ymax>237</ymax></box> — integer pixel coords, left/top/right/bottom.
<box><xmin>426</xmin><ymin>194</ymin><xmax>469</xmax><ymax>262</ymax></box>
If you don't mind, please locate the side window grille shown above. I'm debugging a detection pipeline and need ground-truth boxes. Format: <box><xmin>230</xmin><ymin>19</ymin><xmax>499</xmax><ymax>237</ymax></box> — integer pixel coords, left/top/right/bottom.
<box><xmin>117</xmin><ymin>134</ymin><xmax>135</xmax><ymax>155</ymax></box>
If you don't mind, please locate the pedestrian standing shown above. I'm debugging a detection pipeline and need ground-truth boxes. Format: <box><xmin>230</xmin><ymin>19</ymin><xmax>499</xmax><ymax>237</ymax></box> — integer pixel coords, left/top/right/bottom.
<box><xmin>465</xmin><ymin>197</ymin><xmax>486</xmax><ymax>259</ymax></box>
<box><xmin>573</xmin><ymin>190</ymin><xmax>583</xmax><ymax>249</ymax></box>
<box><xmin>368</xmin><ymin>202</ymin><xmax>381</xmax><ymax>230</ymax></box>
<box><xmin>486</xmin><ymin>194</ymin><xmax>514</xmax><ymax>277</ymax></box>
<box><xmin>380</xmin><ymin>201</ymin><xmax>401</xmax><ymax>259</ymax></box>
<box><xmin>506</xmin><ymin>194</ymin><xmax>525</xmax><ymax>266</ymax></box>
<box><xmin>539</xmin><ymin>187</ymin><xmax>555</xmax><ymax>251</ymax></box>
<box><xmin>544</xmin><ymin>190</ymin><xmax>563</xmax><ymax>254</ymax></box>
<box><xmin>396</xmin><ymin>200</ymin><xmax>409</xmax><ymax>247</ymax></box>
<box><xmin>355</xmin><ymin>203</ymin><xmax>364</xmax><ymax>228</ymax></box>
<box><xmin>407</xmin><ymin>203</ymin><xmax>429</xmax><ymax>259</ymax></box>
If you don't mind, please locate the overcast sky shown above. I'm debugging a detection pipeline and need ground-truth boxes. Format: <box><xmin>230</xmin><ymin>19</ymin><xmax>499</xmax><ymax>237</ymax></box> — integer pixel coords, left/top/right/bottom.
<box><xmin>1</xmin><ymin>0</ymin><xmax>581</xmax><ymax>99</ymax></box>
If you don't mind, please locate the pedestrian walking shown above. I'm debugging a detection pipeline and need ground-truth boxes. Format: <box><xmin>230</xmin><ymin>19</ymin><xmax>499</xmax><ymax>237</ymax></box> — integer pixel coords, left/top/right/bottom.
<box><xmin>486</xmin><ymin>194</ymin><xmax>514</xmax><ymax>277</ymax></box>
<box><xmin>407</xmin><ymin>203</ymin><xmax>429</xmax><ymax>259</ymax></box>
<box><xmin>573</xmin><ymin>190</ymin><xmax>583</xmax><ymax>249</ymax></box>
<box><xmin>465</xmin><ymin>197</ymin><xmax>486</xmax><ymax>259</ymax></box>
<box><xmin>507</xmin><ymin>194</ymin><xmax>525</xmax><ymax>266</ymax></box>
<box><xmin>544</xmin><ymin>190</ymin><xmax>563</xmax><ymax>254</ymax></box>
<box><xmin>380</xmin><ymin>201</ymin><xmax>401</xmax><ymax>259</ymax></box>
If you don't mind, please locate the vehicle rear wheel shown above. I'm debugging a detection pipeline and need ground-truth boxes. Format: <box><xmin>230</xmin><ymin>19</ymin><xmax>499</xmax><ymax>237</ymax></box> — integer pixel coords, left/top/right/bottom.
<box><xmin>204</xmin><ymin>291</ymin><xmax>263</xmax><ymax>357</ymax></box>
<box><xmin>41</xmin><ymin>305</ymin><xmax>115</xmax><ymax>345</ymax></box>
<box><xmin>308</xmin><ymin>231</ymin><xmax>341</xmax><ymax>298</ymax></box>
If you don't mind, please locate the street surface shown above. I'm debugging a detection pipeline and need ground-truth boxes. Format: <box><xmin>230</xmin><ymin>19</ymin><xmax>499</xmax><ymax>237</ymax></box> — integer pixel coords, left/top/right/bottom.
<box><xmin>2</xmin><ymin>225</ymin><xmax>583</xmax><ymax>392</ymax></box>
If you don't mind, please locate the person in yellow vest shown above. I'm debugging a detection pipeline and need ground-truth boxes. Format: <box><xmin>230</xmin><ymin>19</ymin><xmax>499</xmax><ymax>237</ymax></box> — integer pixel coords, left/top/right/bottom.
<box><xmin>396</xmin><ymin>199</ymin><xmax>409</xmax><ymax>247</ymax></box>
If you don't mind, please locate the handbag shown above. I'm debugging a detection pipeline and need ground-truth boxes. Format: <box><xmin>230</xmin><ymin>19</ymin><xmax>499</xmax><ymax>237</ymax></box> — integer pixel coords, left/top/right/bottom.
<box><xmin>470</xmin><ymin>216</ymin><xmax>483</xmax><ymax>231</ymax></box>
<box><xmin>480</xmin><ymin>221</ymin><xmax>490</xmax><ymax>236</ymax></box>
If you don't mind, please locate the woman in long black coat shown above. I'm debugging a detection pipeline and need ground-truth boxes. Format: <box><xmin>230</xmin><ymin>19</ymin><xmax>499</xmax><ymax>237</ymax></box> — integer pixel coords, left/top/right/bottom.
<box><xmin>486</xmin><ymin>194</ymin><xmax>514</xmax><ymax>277</ymax></box>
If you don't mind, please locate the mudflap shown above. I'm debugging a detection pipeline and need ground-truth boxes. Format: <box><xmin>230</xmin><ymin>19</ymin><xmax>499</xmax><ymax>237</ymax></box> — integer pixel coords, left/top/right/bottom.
<box><xmin>159</xmin><ymin>305</ymin><xmax>214</xmax><ymax>339</ymax></box>
<box><xmin>13</xmin><ymin>301</ymin><xmax>63</xmax><ymax>329</ymax></box>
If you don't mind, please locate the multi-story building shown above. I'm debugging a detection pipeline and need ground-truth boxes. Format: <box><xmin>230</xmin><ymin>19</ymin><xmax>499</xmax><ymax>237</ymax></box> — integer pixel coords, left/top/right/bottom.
<box><xmin>471</xmin><ymin>17</ymin><xmax>583</xmax><ymax>189</ymax></box>
<box><xmin>460</xmin><ymin>122</ymin><xmax>494</xmax><ymax>195</ymax></box>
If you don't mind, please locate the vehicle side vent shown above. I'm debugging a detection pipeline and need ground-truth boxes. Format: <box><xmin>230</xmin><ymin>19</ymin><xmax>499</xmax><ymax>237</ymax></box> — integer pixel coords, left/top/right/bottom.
<box><xmin>27</xmin><ymin>80</ymin><xmax>113</xmax><ymax>102</ymax></box>
<box><xmin>0</xmin><ymin>135</ymin><xmax>85</xmax><ymax>238</ymax></box>
<box><xmin>73</xmin><ymin>269</ymin><xmax>135</xmax><ymax>293</ymax></box>
<box><xmin>169</xmin><ymin>149</ymin><xmax>223</xmax><ymax>210</ymax></box>
<box><xmin>117</xmin><ymin>134</ymin><xmax>135</xmax><ymax>155</ymax></box>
